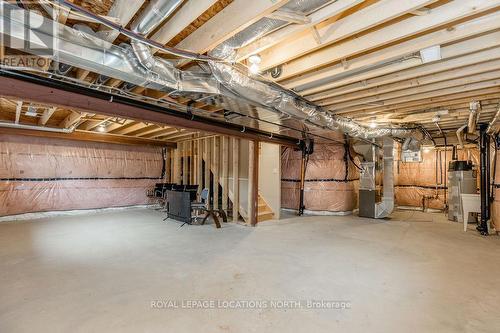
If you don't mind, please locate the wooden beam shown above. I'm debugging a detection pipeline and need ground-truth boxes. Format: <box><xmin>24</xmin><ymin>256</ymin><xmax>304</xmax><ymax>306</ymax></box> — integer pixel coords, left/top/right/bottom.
<box><xmin>248</xmin><ymin>140</ymin><xmax>259</xmax><ymax>226</ymax></box>
<box><xmin>0</xmin><ymin>127</ymin><xmax>175</xmax><ymax>147</ymax></box>
<box><xmin>176</xmin><ymin>0</ymin><xmax>289</xmax><ymax>54</ymax></box>
<box><xmin>159</xmin><ymin>131</ymin><xmax>194</xmax><ymax>141</ymax></box>
<box><xmin>305</xmin><ymin>44</ymin><xmax>500</xmax><ymax>101</ymax></box>
<box><xmin>38</xmin><ymin>106</ymin><xmax>57</xmax><ymax>126</ymax></box>
<box><xmin>221</xmin><ymin>136</ymin><xmax>229</xmax><ymax>211</ymax></box>
<box><xmin>265</xmin><ymin>9</ymin><xmax>311</xmax><ymax>25</ymax></box>
<box><xmin>182</xmin><ymin>141</ymin><xmax>189</xmax><ymax>185</ymax></box>
<box><xmin>143</xmin><ymin>127</ymin><xmax>179</xmax><ymax>138</ymax></box>
<box><xmin>213</xmin><ymin>136</ymin><xmax>220</xmax><ymax>209</ymax></box>
<box><xmin>344</xmin><ymin>88</ymin><xmax>500</xmax><ymax>118</ymax></box>
<box><xmin>165</xmin><ymin>148</ymin><xmax>171</xmax><ymax>182</ymax></box>
<box><xmin>174</xmin><ymin>147</ymin><xmax>181</xmax><ymax>184</ymax></box>
<box><xmin>266</xmin><ymin>1</ymin><xmax>500</xmax><ymax>82</ymax></box>
<box><xmin>0</xmin><ymin>74</ymin><xmax>299</xmax><ymax>146</ymax></box>
<box><xmin>232</xmin><ymin>137</ymin><xmax>239</xmax><ymax>222</ymax></box>
<box><xmin>197</xmin><ymin>135</ymin><xmax>203</xmax><ymax>195</ymax></box>
<box><xmin>259</xmin><ymin>0</ymin><xmax>436</xmax><ymax>71</ymax></box>
<box><xmin>190</xmin><ymin>140</ymin><xmax>195</xmax><ymax>185</ymax></box>
<box><xmin>325</xmin><ymin>67</ymin><xmax>500</xmax><ymax>109</ymax></box>
<box><xmin>151</xmin><ymin>0</ymin><xmax>218</xmax><ymax>48</ymax></box>
<box><xmin>59</xmin><ymin>110</ymin><xmax>85</xmax><ymax>128</ymax></box>
<box><xmin>14</xmin><ymin>101</ymin><xmax>22</xmax><ymax>124</ymax></box>
<box><xmin>334</xmin><ymin>76</ymin><xmax>500</xmax><ymax>114</ymax></box>
<box><xmin>110</xmin><ymin>122</ymin><xmax>149</xmax><ymax>135</ymax></box>
<box><xmin>288</xmin><ymin>30</ymin><xmax>500</xmax><ymax>91</ymax></box>
<box><xmin>104</xmin><ymin>119</ymin><xmax>134</xmax><ymax>133</ymax></box>
<box><xmin>204</xmin><ymin>138</ymin><xmax>212</xmax><ymax>209</ymax></box>
<box><xmin>236</xmin><ymin>0</ymin><xmax>364</xmax><ymax>61</ymax></box>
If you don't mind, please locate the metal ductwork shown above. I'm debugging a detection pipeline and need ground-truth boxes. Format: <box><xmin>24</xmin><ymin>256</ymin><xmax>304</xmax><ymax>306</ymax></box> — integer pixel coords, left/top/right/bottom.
<box><xmin>375</xmin><ymin>137</ymin><xmax>394</xmax><ymax>218</ymax></box>
<box><xmin>130</xmin><ymin>0</ymin><xmax>184</xmax><ymax>36</ymax></box>
<box><xmin>0</xmin><ymin>1</ymin><xmax>423</xmax><ymax>141</ymax></box>
<box><xmin>467</xmin><ymin>100</ymin><xmax>481</xmax><ymax>134</ymax></box>
<box><xmin>356</xmin><ymin>137</ymin><xmax>395</xmax><ymax>219</ymax></box>
<box><xmin>211</xmin><ymin>0</ymin><xmax>329</xmax><ymax>60</ymax></box>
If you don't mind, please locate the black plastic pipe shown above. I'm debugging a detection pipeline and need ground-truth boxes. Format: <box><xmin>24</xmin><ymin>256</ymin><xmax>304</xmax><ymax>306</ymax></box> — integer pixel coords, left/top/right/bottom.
<box><xmin>478</xmin><ymin>123</ymin><xmax>490</xmax><ymax>235</ymax></box>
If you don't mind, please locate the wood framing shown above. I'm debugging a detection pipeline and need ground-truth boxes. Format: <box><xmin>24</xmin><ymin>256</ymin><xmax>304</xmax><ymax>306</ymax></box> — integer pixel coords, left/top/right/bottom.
<box><xmin>212</xmin><ymin>136</ymin><xmax>220</xmax><ymax>209</ymax></box>
<box><xmin>248</xmin><ymin>140</ymin><xmax>259</xmax><ymax>226</ymax></box>
<box><xmin>232</xmin><ymin>137</ymin><xmax>239</xmax><ymax>223</ymax></box>
<box><xmin>221</xmin><ymin>136</ymin><xmax>229</xmax><ymax>212</ymax></box>
<box><xmin>204</xmin><ymin>138</ymin><xmax>212</xmax><ymax>209</ymax></box>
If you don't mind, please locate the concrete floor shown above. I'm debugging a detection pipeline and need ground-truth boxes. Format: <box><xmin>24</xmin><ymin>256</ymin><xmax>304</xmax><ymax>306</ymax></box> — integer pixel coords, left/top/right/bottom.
<box><xmin>1</xmin><ymin>208</ymin><xmax>499</xmax><ymax>332</ymax></box>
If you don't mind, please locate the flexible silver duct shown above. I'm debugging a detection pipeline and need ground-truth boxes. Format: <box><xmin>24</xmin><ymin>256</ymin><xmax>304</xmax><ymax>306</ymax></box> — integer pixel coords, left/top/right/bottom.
<box><xmin>211</xmin><ymin>0</ymin><xmax>330</xmax><ymax>60</ymax></box>
<box><xmin>130</xmin><ymin>0</ymin><xmax>184</xmax><ymax>36</ymax></box>
<box><xmin>0</xmin><ymin>1</ymin><xmax>422</xmax><ymax>140</ymax></box>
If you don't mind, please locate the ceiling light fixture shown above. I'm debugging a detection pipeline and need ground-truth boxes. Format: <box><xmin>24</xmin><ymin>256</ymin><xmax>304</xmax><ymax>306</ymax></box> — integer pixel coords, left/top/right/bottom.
<box><xmin>419</xmin><ymin>45</ymin><xmax>441</xmax><ymax>63</ymax></box>
<box><xmin>249</xmin><ymin>63</ymin><xmax>260</xmax><ymax>74</ymax></box>
<box><xmin>248</xmin><ymin>54</ymin><xmax>262</xmax><ymax>74</ymax></box>
<box><xmin>97</xmin><ymin>124</ymin><xmax>106</xmax><ymax>132</ymax></box>
<box><xmin>26</xmin><ymin>104</ymin><xmax>38</xmax><ymax>117</ymax></box>
<box><xmin>248</xmin><ymin>54</ymin><xmax>262</xmax><ymax>65</ymax></box>
<box><xmin>369</xmin><ymin>117</ymin><xmax>377</xmax><ymax>128</ymax></box>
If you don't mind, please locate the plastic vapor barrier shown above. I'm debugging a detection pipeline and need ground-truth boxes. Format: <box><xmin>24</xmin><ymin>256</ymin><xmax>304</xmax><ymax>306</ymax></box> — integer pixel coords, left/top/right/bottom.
<box><xmin>395</xmin><ymin>146</ymin><xmax>479</xmax><ymax>210</ymax></box>
<box><xmin>0</xmin><ymin>134</ymin><xmax>163</xmax><ymax>216</ymax></box>
<box><xmin>281</xmin><ymin>143</ymin><xmax>360</xmax><ymax>213</ymax></box>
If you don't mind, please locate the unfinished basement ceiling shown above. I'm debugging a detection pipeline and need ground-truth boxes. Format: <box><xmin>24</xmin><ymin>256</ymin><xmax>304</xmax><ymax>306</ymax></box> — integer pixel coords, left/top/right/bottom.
<box><xmin>1</xmin><ymin>0</ymin><xmax>500</xmax><ymax>144</ymax></box>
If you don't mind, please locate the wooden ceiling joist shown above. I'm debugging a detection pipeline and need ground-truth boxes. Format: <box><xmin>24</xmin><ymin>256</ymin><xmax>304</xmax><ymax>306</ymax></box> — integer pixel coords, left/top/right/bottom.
<box><xmin>305</xmin><ymin>40</ymin><xmax>500</xmax><ymax>100</ymax></box>
<box><xmin>259</xmin><ymin>0</ymin><xmax>436</xmax><ymax>72</ymax></box>
<box><xmin>175</xmin><ymin>0</ymin><xmax>289</xmax><ymax>54</ymax></box>
<box><xmin>274</xmin><ymin>3</ymin><xmax>500</xmax><ymax>88</ymax></box>
<box><xmin>235</xmin><ymin>0</ymin><xmax>364</xmax><ymax>61</ymax></box>
<box><xmin>0</xmin><ymin>127</ymin><xmax>176</xmax><ymax>147</ymax></box>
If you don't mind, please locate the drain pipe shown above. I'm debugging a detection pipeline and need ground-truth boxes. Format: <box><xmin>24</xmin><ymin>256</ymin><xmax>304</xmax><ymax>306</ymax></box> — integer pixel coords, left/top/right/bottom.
<box><xmin>456</xmin><ymin>124</ymin><xmax>467</xmax><ymax>149</ymax></box>
<box><xmin>468</xmin><ymin>101</ymin><xmax>481</xmax><ymax>135</ymax></box>
<box><xmin>0</xmin><ymin>121</ymin><xmax>75</xmax><ymax>133</ymax></box>
<box><xmin>478</xmin><ymin>123</ymin><xmax>490</xmax><ymax>236</ymax></box>
<box><xmin>298</xmin><ymin>138</ymin><xmax>313</xmax><ymax>216</ymax></box>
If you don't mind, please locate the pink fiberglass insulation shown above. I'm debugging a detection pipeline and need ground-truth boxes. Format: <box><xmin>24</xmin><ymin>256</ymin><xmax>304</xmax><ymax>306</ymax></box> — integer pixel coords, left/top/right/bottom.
<box><xmin>0</xmin><ymin>134</ymin><xmax>163</xmax><ymax>216</ymax></box>
<box><xmin>281</xmin><ymin>143</ymin><xmax>360</xmax><ymax>212</ymax></box>
<box><xmin>394</xmin><ymin>146</ymin><xmax>479</xmax><ymax>210</ymax></box>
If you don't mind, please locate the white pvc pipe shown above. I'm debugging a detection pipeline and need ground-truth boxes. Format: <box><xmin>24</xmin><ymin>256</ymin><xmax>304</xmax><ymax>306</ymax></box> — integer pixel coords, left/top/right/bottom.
<box><xmin>0</xmin><ymin>122</ymin><xmax>74</xmax><ymax>133</ymax></box>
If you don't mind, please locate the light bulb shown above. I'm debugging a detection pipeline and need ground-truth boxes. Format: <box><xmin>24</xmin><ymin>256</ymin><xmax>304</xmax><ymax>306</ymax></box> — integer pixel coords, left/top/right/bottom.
<box><xmin>248</xmin><ymin>54</ymin><xmax>262</xmax><ymax>64</ymax></box>
<box><xmin>369</xmin><ymin>121</ymin><xmax>377</xmax><ymax>128</ymax></box>
<box><xmin>249</xmin><ymin>63</ymin><xmax>260</xmax><ymax>74</ymax></box>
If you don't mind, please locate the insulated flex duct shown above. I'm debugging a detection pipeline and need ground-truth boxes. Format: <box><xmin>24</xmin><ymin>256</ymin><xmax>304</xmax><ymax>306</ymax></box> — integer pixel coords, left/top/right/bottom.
<box><xmin>0</xmin><ymin>1</ymin><xmax>423</xmax><ymax>141</ymax></box>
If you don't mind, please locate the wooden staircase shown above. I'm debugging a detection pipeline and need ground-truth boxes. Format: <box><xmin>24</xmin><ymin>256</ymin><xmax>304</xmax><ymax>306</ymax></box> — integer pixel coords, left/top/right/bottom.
<box><xmin>257</xmin><ymin>194</ymin><xmax>274</xmax><ymax>222</ymax></box>
<box><xmin>204</xmin><ymin>156</ymin><xmax>274</xmax><ymax>224</ymax></box>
